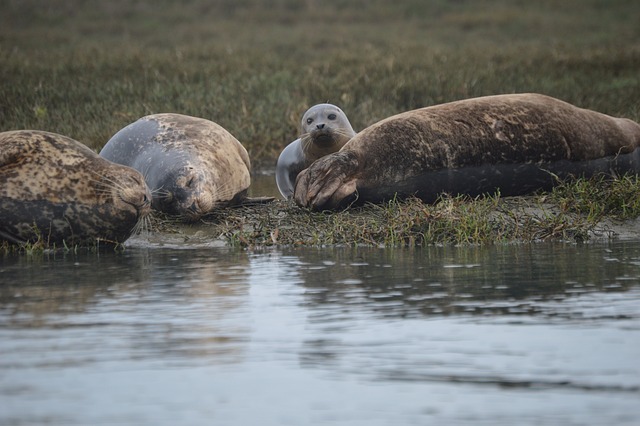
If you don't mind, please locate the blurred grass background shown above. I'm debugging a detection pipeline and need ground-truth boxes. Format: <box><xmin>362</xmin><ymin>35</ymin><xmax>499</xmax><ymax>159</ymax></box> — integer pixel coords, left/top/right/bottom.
<box><xmin>1</xmin><ymin>0</ymin><xmax>639</xmax><ymax>167</ymax></box>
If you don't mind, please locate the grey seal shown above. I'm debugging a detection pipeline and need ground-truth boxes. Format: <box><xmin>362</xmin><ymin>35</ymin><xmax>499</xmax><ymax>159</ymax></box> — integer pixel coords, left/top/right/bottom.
<box><xmin>101</xmin><ymin>113</ymin><xmax>271</xmax><ymax>221</ymax></box>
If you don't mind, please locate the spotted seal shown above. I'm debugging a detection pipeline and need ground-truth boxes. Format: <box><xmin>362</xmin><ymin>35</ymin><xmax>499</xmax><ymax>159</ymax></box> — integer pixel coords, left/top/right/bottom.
<box><xmin>275</xmin><ymin>104</ymin><xmax>355</xmax><ymax>198</ymax></box>
<box><xmin>0</xmin><ymin>130</ymin><xmax>152</xmax><ymax>246</ymax></box>
<box><xmin>100</xmin><ymin>113</ymin><xmax>271</xmax><ymax>220</ymax></box>
<box><xmin>294</xmin><ymin>93</ymin><xmax>640</xmax><ymax>210</ymax></box>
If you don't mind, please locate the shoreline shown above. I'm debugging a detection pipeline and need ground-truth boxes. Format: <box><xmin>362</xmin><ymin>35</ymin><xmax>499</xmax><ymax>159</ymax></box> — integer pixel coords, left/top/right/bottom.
<box><xmin>3</xmin><ymin>176</ymin><xmax>640</xmax><ymax>253</ymax></box>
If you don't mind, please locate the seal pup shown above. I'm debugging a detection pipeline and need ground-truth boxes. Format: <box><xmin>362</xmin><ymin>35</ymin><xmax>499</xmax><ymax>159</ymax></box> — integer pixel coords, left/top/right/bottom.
<box><xmin>275</xmin><ymin>103</ymin><xmax>356</xmax><ymax>198</ymax></box>
<box><xmin>0</xmin><ymin>130</ymin><xmax>152</xmax><ymax>246</ymax></box>
<box><xmin>101</xmin><ymin>113</ymin><xmax>271</xmax><ymax>221</ymax></box>
<box><xmin>294</xmin><ymin>93</ymin><xmax>640</xmax><ymax>210</ymax></box>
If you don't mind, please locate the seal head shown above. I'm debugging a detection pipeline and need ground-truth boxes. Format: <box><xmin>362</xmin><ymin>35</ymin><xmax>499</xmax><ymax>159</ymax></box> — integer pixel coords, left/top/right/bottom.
<box><xmin>276</xmin><ymin>103</ymin><xmax>355</xmax><ymax>198</ymax></box>
<box><xmin>0</xmin><ymin>130</ymin><xmax>152</xmax><ymax>246</ymax></box>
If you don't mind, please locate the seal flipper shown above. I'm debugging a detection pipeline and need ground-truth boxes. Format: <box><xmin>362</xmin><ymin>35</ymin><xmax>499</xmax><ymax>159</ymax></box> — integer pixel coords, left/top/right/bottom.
<box><xmin>294</xmin><ymin>151</ymin><xmax>359</xmax><ymax>210</ymax></box>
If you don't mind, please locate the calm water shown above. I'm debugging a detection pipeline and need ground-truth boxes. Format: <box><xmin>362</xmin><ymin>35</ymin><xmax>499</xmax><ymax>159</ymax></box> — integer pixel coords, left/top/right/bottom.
<box><xmin>1</xmin><ymin>240</ymin><xmax>640</xmax><ymax>425</ymax></box>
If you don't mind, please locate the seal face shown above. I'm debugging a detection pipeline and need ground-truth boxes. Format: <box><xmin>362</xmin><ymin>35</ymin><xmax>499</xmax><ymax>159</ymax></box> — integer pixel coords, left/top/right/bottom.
<box><xmin>294</xmin><ymin>93</ymin><xmax>640</xmax><ymax>210</ymax></box>
<box><xmin>101</xmin><ymin>113</ymin><xmax>260</xmax><ymax>220</ymax></box>
<box><xmin>276</xmin><ymin>104</ymin><xmax>355</xmax><ymax>198</ymax></box>
<box><xmin>0</xmin><ymin>130</ymin><xmax>152</xmax><ymax>246</ymax></box>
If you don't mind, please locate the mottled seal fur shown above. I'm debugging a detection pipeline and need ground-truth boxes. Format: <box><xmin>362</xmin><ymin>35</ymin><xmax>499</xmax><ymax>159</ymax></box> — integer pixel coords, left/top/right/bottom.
<box><xmin>101</xmin><ymin>113</ymin><xmax>271</xmax><ymax>220</ymax></box>
<box><xmin>276</xmin><ymin>104</ymin><xmax>355</xmax><ymax>198</ymax></box>
<box><xmin>0</xmin><ymin>130</ymin><xmax>152</xmax><ymax>246</ymax></box>
<box><xmin>294</xmin><ymin>93</ymin><xmax>640</xmax><ymax>210</ymax></box>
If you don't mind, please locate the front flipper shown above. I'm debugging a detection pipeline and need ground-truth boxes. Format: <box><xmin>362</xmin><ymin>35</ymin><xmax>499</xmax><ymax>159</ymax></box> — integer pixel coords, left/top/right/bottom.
<box><xmin>294</xmin><ymin>151</ymin><xmax>359</xmax><ymax>211</ymax></box>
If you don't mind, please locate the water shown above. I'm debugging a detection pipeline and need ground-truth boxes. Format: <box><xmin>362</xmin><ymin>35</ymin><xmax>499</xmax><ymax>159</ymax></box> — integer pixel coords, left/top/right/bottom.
<box><xmin>1</xmin><ymin>241</ymin><xmax>640</xmax><ymax>426</ymax></box>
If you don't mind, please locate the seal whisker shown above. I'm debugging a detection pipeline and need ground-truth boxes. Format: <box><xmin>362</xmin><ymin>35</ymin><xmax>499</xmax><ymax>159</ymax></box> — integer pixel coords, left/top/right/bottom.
<box><xmin>213</xmin><ymin>182</ymin><xmax>235</xmax><ymax>201</ymax></box>
<box><xmin>87</xmin><ymin>177</ymin><xmax>123</xmax><ymax>197</ymax></box>
<box><xmin>132</xmin><ymin>214</ymin><xmax>151</xmax><ymax>235</ymax></box>
<box><xmin>88</xmin><ymin>171</ymin><xmax>131</xmax><ymax>194</ymax></box>
<box><xmin>333</xmin><ymin>128</ymin><xmax>355</xmax><ymax>138</ymax></box>
<box><xmin>152</xmin><ymin>188</ymin><xmax>172</xmax><ymax>200</ymax></box>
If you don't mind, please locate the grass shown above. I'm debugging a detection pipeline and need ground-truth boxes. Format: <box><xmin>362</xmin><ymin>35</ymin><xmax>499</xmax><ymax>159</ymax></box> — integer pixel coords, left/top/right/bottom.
<box><xmin>1</xmin><ymin>0</ymin><xmax>640</xmax><ymax>249</ymax></box>
<box><xmin>140</xmin><ymin>175</ymin><xmax>638</xmax><ymax>248</ymax></box>
<box><xmin>2</xmin><ymin>0</ymin><xmax>639</xmax><ymax>164</ymax></box>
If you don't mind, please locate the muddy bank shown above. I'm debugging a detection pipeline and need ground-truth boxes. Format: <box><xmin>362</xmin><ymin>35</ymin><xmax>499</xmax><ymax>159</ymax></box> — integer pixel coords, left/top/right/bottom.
<box><xmin>123</xmin><ymin>173</ymin><xmax>640</xmax><ymax>249</ymax></box>
<box><xmin>125</xmin><ymin>197</ymin><xmax>640</xmax><ymax>250</ymax></box>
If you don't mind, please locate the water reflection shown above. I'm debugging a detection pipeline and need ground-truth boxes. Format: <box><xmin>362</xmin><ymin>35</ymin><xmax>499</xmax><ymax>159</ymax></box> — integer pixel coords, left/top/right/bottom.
<box><xmin>0</xmin><ymin>249</ymin><xmax>251</xmax><ymax>366</ymax></box>
<box><xmin>277</xmin><ymin>243</ymin><xmax>640</xmax><ymax>320</ymax></box>
<box><xmin>1</xmin><ymin>241</ymin><xmax>639</xmax><ymax>425</ymax></box>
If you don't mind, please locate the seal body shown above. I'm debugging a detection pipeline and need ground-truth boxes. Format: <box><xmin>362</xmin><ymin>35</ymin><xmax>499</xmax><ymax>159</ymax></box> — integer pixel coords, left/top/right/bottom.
<box><xmin>0</xmin><ymin>130</ymin><xmax>152</xmax><ymax>246</ymax></box>
<box><xmin>294</xmin><ymin>93</ymin><xmax>640</xmax><ymax>210</ymax></box>
<box><xmin>101</xmin><ymin>113</ymin><xmax>261</xmax><ymax>220</ymax></box>
<box><xmin>276</xmin><ymin>104</ymin><xmax>355</xmax><ymax>198</ymax></box>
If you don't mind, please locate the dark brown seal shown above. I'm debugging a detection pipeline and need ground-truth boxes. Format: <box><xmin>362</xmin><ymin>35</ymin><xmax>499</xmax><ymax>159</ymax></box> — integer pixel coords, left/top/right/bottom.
<box><xmin>0</xmin><ymin>130</ymin><xmax>152</xmax><ymax>246</ymax></box>
<box><xmin>101</xmin><ymin>113</ymin><xmax>271</xmax><ymax>221</ymax></box>
<box><xmin>294</xmin><ymin>93</ymin><xmax>640</xmax><ymax>210</ymax></box>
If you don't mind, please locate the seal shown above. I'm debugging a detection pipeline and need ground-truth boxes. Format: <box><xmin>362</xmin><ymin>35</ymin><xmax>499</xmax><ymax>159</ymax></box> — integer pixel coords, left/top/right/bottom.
<box><xmin>294</xmin><ymin>93</ymin><xmax>640</xmax><ymax>210</ymax></box>
<box><xmin>275</xmin><ymin>103</ymin><xmax>355</xmax><ymax>198</ymax></box>
<box><xmin>0</xmin><ymin>130</ymin><xmax>152</xmax><ymax>246</ymax></box>
<box><xmin>100</xmin><ymin>113</ymin><xmax>271</xmax><ymax>220</ymax></box>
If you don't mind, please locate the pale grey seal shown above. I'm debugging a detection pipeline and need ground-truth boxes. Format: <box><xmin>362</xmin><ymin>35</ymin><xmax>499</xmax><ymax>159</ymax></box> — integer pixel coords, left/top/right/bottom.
<box><xmin>276</xmin><ymin>103</ymin><xmax>355</xmax><ymax>198</ymax></box>
<box><xmin>101</xmin><ymin>113</ymin><xmax>271</xmax><ymax>221</ymax></box>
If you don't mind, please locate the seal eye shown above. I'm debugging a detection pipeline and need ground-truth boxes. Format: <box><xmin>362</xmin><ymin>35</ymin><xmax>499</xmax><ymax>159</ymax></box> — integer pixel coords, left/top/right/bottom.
<box><xmin>306</xmin><ymin>118</ymin><xmax>313</xmax><ymax>125</ymax></box>
<box><xmin>328</xmin><ymin>113</ymin><xmax>337</xmax><ymax>120</ymax></box>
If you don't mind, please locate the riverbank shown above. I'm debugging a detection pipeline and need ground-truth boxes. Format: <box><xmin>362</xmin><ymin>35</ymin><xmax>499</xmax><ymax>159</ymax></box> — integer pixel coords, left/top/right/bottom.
<box><xmin>124</xmin><ymin>175</ymin><xmax>640</xmax><ymax>249</ymax></box>
<box><xmin>2</xmin><ymin>175</ymin><xmax>640</xmax><ymax>253</ymax></box>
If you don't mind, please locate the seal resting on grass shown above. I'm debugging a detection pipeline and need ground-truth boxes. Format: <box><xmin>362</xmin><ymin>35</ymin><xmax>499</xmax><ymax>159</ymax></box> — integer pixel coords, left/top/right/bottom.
<box><xmin>0</xmin><ymin>130</ymin><xmax>152</xmax><ymax>246</ymax></box>
<box><xmin>101</xmin><ymin>113</ymin><xmax>272</xmax><ymax>221</ymax></box>
<box><xmin>294</xmin><ymin>93</ymin><xmax>640</xmax><ymax>210</ymax></box>
<box><xmin>275</xmin><ymin>103</ymin><xmax>355</xmax><ymax>198</ymax></box>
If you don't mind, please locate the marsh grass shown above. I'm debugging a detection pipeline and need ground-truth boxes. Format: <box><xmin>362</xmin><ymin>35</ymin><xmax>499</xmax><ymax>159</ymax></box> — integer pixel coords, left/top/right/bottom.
<box><xmin>2</xmin><ymin>0</ymin><xmax>640</xmax><ymax>249</ymax></box>
<box><xmin>1</xmin><ymin>0</ymin><xmax>639</xmax><ymax>164</ymax></box>
<box><xmin>0</xmin><ymin>237</ymin><xmax>126</xmax><ymax>255</ymax></box>
<box><xmin>2</xmin><ymin>175</ymin><xmax>639</xmax><ymax>252</ymax></box>
<box><xmin>180</xmin><ymin>175</ymin><xmax>638</xmax><ymax>248</ymax></box>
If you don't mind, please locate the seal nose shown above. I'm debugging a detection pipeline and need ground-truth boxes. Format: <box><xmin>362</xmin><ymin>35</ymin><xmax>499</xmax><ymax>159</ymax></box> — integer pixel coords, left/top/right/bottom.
<box><xmin>316</xmin><ymin>123</ymin><xmax>325</xmax><ymax>130</ymax></box>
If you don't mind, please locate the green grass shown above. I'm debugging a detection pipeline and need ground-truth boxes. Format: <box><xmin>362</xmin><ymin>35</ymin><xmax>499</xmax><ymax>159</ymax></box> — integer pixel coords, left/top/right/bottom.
<box><xmin>2</xmin><ymin>0</ymin><xmax>640</xmax><ymax>248</ymax></box>
<box><xmin>1</xmin><ymin>0</ymin><xmax>639</xmax><ymax>165</ymax></box>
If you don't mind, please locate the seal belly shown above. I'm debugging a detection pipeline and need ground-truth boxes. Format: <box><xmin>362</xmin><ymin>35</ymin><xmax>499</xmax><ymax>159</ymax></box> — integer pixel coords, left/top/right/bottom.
<box><xmin>276</xmin><ymin>139</ymin><xmax>305</xmax><ymax>198</ymax></box>
<box><xmin>360</xmin><ymin>147</ymin><xmax>640</xmax><ymax>203</ymax></box>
